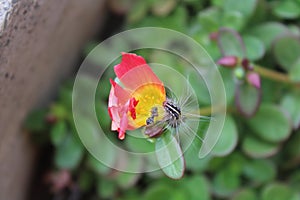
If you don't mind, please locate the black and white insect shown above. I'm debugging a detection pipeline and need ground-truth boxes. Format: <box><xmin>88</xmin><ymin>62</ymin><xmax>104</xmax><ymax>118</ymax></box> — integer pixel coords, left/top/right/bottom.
<box><xmin>163</xmin><ymin>99</ymin><xmax>182</xmax><ymax>128</ymax></box>
<box><xmin>144</xmin><ymin>87</ymin><xmax>210</xmax><ymax>146</ymax></box>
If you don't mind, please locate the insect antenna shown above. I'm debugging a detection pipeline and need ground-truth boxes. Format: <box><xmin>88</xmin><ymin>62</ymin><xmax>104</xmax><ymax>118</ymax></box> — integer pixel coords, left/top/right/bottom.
<box><xmin>179</xmin><ymin>120</ymin><xmax>205</xmax><ymax>143</ymax></box>
<box><xmin>183</xmin><ymin>112</ymin><xmax>213</xmax><ymax>122</ymax></box>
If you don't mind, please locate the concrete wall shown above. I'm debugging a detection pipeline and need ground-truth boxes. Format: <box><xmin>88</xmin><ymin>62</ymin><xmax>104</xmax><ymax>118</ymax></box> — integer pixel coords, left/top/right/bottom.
<box><xmin>0</xmin><ymin>0</ymin><xmax>106</xmax><ymax>199</ymax></box>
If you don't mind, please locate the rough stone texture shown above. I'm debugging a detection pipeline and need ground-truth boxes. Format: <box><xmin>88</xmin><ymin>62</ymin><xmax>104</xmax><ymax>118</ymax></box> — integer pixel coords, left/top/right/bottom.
<box><xmin>0</xmin><ymin>0</ymin><xmax>106</xmax><ymax>199</ymax></box>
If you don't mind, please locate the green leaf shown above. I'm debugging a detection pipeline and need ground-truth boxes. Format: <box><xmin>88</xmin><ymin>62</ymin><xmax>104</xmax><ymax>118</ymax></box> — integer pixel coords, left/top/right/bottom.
<box><xmin>273</xmin><ymin>0</ymin><xmax>300</xmax><ymax>19</ymax></box>
<box><xmin>95</xmin><ymin>101</ymin><xmax>111</xmax><ymax>131</ymax></box>
<box><xmin>209</xmin><ymin>152</ymin><xmax>246</xmax><ymax>175</ymax></box>
<box><xmin>227</xmin><ymin>152</ymin><xmax>248</xmax><ymax>175</ymax></box>
<box><xmin>217</xmin><ymin>29</ymin><xmax>245</xmax><ymax>57</ymax></box>
<box><xmin>50</xmin><ymin>104</ymin><xmax>68</xmax><ymax>120</ymax></box>
<box><xmin>143</xmin><ymin>184</ymin><xmax>175</xmax><ymax>200</ymax></box>
<box><xmin>283</xmin><ymin>130</ymin><xmax>300</xmax><ymax>168</ymax></box>
<box><xmin>114</xmin><ymin>155</ymin><xmax>143</xmax><ymax>189</ymax></box>
<box><xmin>261</xmin><ymin>183</ymin><xmax>300</xmax><ymax>200</ymax></box>
<box><xmin>126</xmin><ymin>133</ymin><xmax>155</xmax><ymax>153</ymax></box>
<box><xmin>244</xmin><ymin>35</ymin><xmax>265</xmax><ymax>61</ymax></box>
<box><xmin>247</xmin><ymin>104</ymin><xmax>292</xmax><ymax>143</ymax></box>
<box><xmin>97</xmin><ymin>179</ymin><xmax>116</xmax><ymax>199</ymax></box>
<box><xmin>188</xmin><ymin>71</ymin><xmax>211</xmax><ymax>105</ymax></box>
<box><xmin>208</xmin><ymin>156</ymin><xmax>227</xmax><ymax>172</ymax></box>
<box><xmin>127</xmin><ymin>0</ymin><xmax>148</xmax><ymax>23</ymax></box>
<box><xmin>289</xmin><ymin>58</ymin><xmax>300</xmax><ymax>82</ymax></box>
<box><xmin>232</xmin><ymin>189</ymin><xmax>258</xmax><ymax>200</ymax></box>
<box><xmin>87</xmin><ymin>155</ymin><xmax>111</xmax><ymax>175</ymax></box>
<box><xmin>58</xmin><ymin>81</ymin><xmax>74</xmax><ymax>110</ymax></box>
<box><xmin>243</xmin><ymin>159</ymin><xmax>276</xmax><ymax>184</ymax></box>
<box><xmin>219</xmin><ymin>68</ymin><xmax>236</xmax><ymax>104</ymax></box>
<box><xmin>223</xmin><ymin>0</ymin><xmax>257</xmax><ymax>18</ymax></box>
<box><xmin>185</xmin><ymin>119</ymin><xmax>210</xmax><ymax>170</ymax></box>
<box><xmin>212</xmin><ymin>167</ymin><xmax>240</xmax><ymax>197</ymax></box>
<box><xmin>50</xmin><ymin>121</ymin><xmax>67</xmax><ymax>146</ymax></box>
<box><xmin>288</xmin><ymin>25</ymin><xmax>300</xmax><ymax>37</ymax></box>
<box><xmin>280</xmin><ymin>91</ymin><xmax>300</xmax><ymax>129</ymax></box>
<box><xmin>249</xmin><ymin>22</ymin><xmax>289</xmax><ymax>50</ymax></box>
<box><xmin>117</xmin><ymin>188</ymin><xmax>139</xmax><ymax>200</ymax></box>
<box><xmin>242</xmin><ymin>135</ymin><xmax>279</xmax><ymax>158</ymax></box>
<box><xmin>155</xmin><ymin>131</ymin><xmax>185</xmax><ymax>179</ymax></box>
<box><xmin>54</xmin><ymin>134</ymin><xmax>84</xmax><ymax>169</ymax></box>
<box><xmin>259</xmin><ymin>78</ymin><xmax>284</xmax><ymax>103</ymax></box>
<box><xmin>150</xmin><ymin>50</ymin><xmax>177</xmax><ymax>69</ymax></box>
<box><xmin>24</xmin><ymin>109</ymin><xmax>48</xmax><ymax>132</ymax></box>
<box><xmin>133</xmin><ymin>6</ymin><xmax>187</xmax><ymax>32</ymax></box>
<box><xmin>197</xmin><ymin>7</ymin><xmax>221</xmax><ymax>32</ymax></box>
<box><xmin>115</xmin><ymin>171</ymin><xmax>141</xmax><ymax>189</ymax></box>
<box><xmin>273</xmin><ymin>36</ymin><xmax>300</xmax><ymax>71</ymax></box>
<box><xmin>235</xmin><ymin>82</ymin><xmax>261</xmax><ymax>117</ymax></box>
<box><xmin>211</xmin><ymin>115</ymin><xmax>238</xmax><ymax>156</ymax></box>
<box><xmin>211</xmin><ymin>0</ymin><xmax>224</xmax><ymax>7</ymax></box>
<box><xmin>183</xmin><ymin>176</ymin><xmax>211</xmax><ymax>200</ymax></box>
<box><xmin>185</xmin><ymin>139</ymin><xmax>211</xmax><ymax>172</ymax></box>
<box><xmin>211</xmin><ymin>153</ymin><xmax>245</xmax><ymax>197</ymax></box>
<box><xmin>221</xmin><ymin>11</ymin><xmax>245</xmax><ymax>31</ymax></box>
<box><xmin>168</xmin><ymin>188</ymin><xmax>189</xmax><ymax>200</ymax></box>
<box><xmin>75</xmin><ymin>117</ymin><xmax>117</xmax><ymax>171</ymax></box>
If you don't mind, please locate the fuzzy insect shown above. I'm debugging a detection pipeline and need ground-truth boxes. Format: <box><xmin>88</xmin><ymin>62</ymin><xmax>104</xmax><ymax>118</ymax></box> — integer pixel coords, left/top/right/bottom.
<box><xmin>144</xmin><ymin>87</ymin><xmax>209</xmax><ymax>147</ymax></box>
<box><xmin>163</xmin><ymin>100</ymin><xmax>182</xmax><ymax>128</ymax></box>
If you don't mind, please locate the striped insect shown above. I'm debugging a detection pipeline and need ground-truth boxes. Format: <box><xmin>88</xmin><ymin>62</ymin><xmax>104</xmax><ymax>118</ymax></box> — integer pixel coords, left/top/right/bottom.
<box><xmin>144</xmin><ymin>88</ymin><xmax>209</xmax><ymax>146</ymax></box>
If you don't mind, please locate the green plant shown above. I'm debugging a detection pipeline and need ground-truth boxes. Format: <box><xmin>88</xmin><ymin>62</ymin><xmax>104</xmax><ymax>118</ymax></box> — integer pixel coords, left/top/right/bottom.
<box><xmin>26</xmin><ymin>0</ymin><xmax>300</xmax><ymax>199</ymax></box>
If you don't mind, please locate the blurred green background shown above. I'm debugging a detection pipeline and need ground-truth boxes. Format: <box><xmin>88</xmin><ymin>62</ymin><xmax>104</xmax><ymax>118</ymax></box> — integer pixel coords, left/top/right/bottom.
<box><xmin>26</xmin><ymin>0</ymin><xmax>300</xmax><ymax>199</ymax></box>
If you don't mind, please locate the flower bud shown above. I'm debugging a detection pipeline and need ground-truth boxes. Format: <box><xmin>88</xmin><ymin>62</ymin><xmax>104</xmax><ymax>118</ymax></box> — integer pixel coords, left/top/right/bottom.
<box><xmin>234</xmin><ymin>67</ymin><xmax>245</xmax><ymax>80</ymax></box>
<box><xmin>209</xmin><ymin>32</ymin><xmax>219</xmax><ymax>41</ymax></box>
<box><xmin>217</xmin><ymin>56</ymin><xmax>238</xmax><ymax>68</ymax></box>
<box><xmin>247</xmin><ymin>72</ymin><xmax>261</xmax><ymax>89</ymax></box>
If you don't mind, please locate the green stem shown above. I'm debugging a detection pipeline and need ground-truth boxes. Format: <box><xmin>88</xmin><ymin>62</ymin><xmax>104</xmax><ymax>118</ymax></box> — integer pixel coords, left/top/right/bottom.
<box><xmin>200</xmin><ymin>105</ymin><xmax>231</xmax><ymax>116</ymax></box>
<box><xmin>200</xmin><ymin>107</ymin><xmax>212</xmax><ymax>116</ymax></box>
<box><xmin>254</xmin><ymin>65</ymin><xmax>300</xmax><ymax>86</ymax></box>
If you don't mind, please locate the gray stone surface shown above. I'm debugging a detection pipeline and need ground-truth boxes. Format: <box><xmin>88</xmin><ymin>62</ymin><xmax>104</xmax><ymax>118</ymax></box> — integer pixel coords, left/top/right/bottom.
<box><xmin>0</xmin><ymin>0</ymin><xmax>106</xmax><ymax>199</ymax></box>
<box><xmin>0</xmin><ymin>0</ymin><xmax>12</xmax><ymax>33</ymax></box>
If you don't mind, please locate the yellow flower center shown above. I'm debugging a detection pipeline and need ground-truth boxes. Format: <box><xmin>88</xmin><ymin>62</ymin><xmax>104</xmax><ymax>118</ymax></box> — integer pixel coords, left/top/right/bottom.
<box><xmin>130</xmin><ymin>83</ymin><xmax>166</xmax><ymax>127</ymax></box>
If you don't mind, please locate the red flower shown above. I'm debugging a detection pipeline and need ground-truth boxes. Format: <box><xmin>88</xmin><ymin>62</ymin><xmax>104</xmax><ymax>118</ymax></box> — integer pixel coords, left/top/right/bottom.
<box><xmin>108</xmin><ymin>53</ymin><xmax>166</xmax><ymax>140</ymax></box>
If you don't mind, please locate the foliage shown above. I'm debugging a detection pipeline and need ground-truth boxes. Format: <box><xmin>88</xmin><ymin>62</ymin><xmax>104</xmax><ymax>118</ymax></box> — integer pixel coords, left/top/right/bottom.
<box><xmin>25</xmin><ymin>0</ymin><xmax>300</xmax><ymax>199</ymax></box>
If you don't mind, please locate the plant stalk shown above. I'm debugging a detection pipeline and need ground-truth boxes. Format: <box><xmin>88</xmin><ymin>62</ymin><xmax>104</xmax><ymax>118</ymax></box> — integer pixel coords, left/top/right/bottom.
<box><xmin>254</xmin><ymin>65</ymin><xmax>300</xmax><ymax>86</ymax></box>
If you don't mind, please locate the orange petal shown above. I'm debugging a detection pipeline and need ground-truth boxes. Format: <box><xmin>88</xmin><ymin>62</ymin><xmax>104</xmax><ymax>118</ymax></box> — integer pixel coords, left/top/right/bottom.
<box><xmin>120</xmin><ymin>65</ymin><xmax>164</xmax><ymax>92</ymax></box>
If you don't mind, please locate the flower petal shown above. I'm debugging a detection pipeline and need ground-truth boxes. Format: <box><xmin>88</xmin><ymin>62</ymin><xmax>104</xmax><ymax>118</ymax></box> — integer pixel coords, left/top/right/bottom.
<box><xmin>115</xmin><ymin>53</ymin><xmax>164</xmax><ymax>91</ymax></box>
<box><xmin>120</xmin><ymin>65</ymin><xmax>164</xmax><ymax>92</ymax></box>
<box><xmin>108</xmin><ymin>106</ymin><xmax>120</xmax><ymax>130</ymax></box>
<box><xmin>118</xmin><ymin>112</ymin><xmax>128</xmax><ymax>140</ymax></box>
<box><xmin>109</xmin><ymin>79</ymin><xmax>130</xmax><ymax>105</ymax></box>
<box><xmin>129</xmin><ymin>98</ymin><xmax>139</xmax><ymax>119</ymax></box>
<box><xmin>114</xmin><ymin>52</ymin><xmax>147</xmax><ymax>78</ymax></box>
<box><xmin>108</xmin><ymin>104</ymin><xmax>137</xmax><ymax>133</ymax></box>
